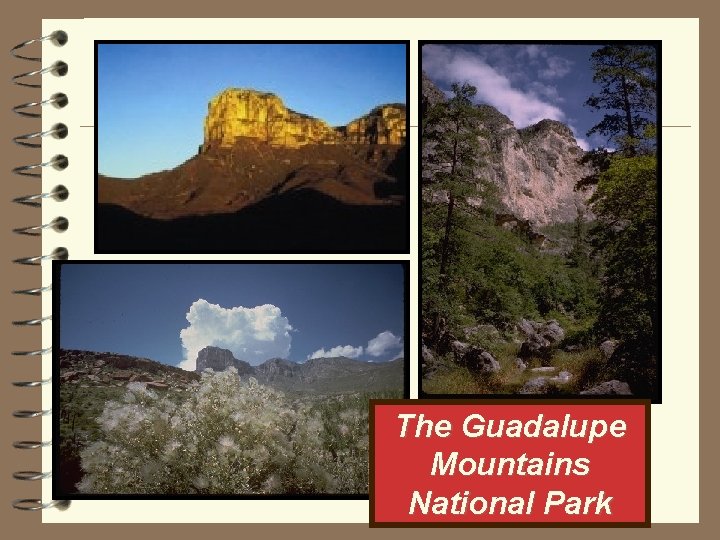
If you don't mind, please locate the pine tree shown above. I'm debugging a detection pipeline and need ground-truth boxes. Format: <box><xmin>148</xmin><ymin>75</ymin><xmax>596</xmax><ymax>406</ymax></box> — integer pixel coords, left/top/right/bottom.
<box><xmin>583</xmin><ymin>44</ymin><xmax>659</xmax><ymax>398</ymax></box>
<box><xmin>585</xmin><ymin>44</ymin><xmax>657</xmax><ymax>156</ymax></box>
<box><xmin>421</xmin><ymin>82</ymin><xmax>490</xmax><ymax>343</ymax></box>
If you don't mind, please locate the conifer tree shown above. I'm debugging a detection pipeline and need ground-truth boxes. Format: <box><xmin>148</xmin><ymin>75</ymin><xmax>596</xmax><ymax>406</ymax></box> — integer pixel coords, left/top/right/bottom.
<box><xmin>585</xmin><ymin>44</ymin><xmax>657</xmax><ymax>156</ymax></box>
<box><xmin>583</xmin><ymin>44</ymin><xmax>659</xmax><ymax>397</ymax></box>
<box><xmin>422</xmin><ymin>82</ymin><xmax>489</xmax><ymax>343</ymax></box>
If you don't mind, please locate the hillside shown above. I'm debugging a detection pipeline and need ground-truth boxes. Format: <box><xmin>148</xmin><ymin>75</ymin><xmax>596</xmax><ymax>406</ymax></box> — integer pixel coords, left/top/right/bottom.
<box><xmin>97</xmin><ymin>89</ymin><xmax>408</xmax><ymax>253</ymax></box>
<box><xmin>58</xmin><ymin>347</ymin><xmax>404</xmax><ymax>395</ymax></box>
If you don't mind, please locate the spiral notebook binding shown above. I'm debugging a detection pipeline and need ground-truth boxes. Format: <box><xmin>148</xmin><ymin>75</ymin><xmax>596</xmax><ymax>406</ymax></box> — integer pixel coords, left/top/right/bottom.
<box><xmin>11</xmin><ymin>31</ymin><xmax>70</xmax><ymax>512</ymax></box>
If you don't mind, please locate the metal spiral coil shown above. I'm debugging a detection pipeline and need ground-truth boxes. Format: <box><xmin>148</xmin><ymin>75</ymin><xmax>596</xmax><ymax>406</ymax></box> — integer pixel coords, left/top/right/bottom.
<box><xmin>12</xmin><ymin>378</ymin><xmax>52</xmax><ymax>387</ymax></box>
<box><xmin>13</xmin><ymin>284</ymin><xmax>52</xmax><ymax>296</ymax></box>
<box><xmin>12</xmin><ymin>499</ymin><xmax>71</xmax><ymax>512</ymax></box>
<box><xmin>13</xmin><ymin>154</ymin><xmax>69</xmax><ymax>178</ymax></box>
<box><xmin>13</xmin><ymin>409</ymin><xmax>52</xmax><ymax>419</ymax></box>
<box><xmin>11</xmin><ymin>31</ymin><xmax>71</xmax><ymax>512</ymax></box>
<box><xmin>14</xmin><ymin>123</ymin><xmax>68</xmax><ymax>148</ymax></box>
<box><xmin>13</xmin><ymin>216</ymin><xmax>69</xmax><ymax>237</ymax></box>
<box><xmin>13</xmin><ymin>185</ymin><xmax>69</xmax><ymax>208</ymax></box>
<box><xmin>13</xmin><ymin>441</ymin><xmax>52</xmax><ymax>450</ymax></box>
<box><xmin>13</xmin><ymin>93</ymin><xmax>69</xmax><ymax>118</ymax></box>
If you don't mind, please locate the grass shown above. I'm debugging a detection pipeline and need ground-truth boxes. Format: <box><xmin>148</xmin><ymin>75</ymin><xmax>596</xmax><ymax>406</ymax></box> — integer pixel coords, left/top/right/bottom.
<box><xmin>423</xmin><ymin>341</ymin><xmax>612</xmax><ymax>396</ymax></box>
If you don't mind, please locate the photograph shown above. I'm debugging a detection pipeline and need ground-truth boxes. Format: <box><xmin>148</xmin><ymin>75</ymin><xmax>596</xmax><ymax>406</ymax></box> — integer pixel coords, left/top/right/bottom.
<box><xmin>54</xmin><ymin>262</ymin><xmax>407</xmax><ymax>497</ymax></box>
<box><xmin>95</xmin><ymin>42</ymin><xmax>409</xmax><ymax>254</ymax></box>
<box><xmin>420</xmin><ymin>42</ymin><xmax>660</xmax><ymax>401</ymax></box>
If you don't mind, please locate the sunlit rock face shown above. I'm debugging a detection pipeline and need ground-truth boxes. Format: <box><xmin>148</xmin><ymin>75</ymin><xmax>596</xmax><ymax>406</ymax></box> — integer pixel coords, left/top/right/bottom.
<box><xmin>203</xmin><ymin>89</ymin><xmax>340</xmax><ymax>150</ymax></box>
<box><xmin>343</xmin><ymin>104</ymin><xmax>407</xmax><ymax>145</ymax></box>
<box><xmin>203</xmin><ymin>89</ymin><xmax>407</xmax><ymax>151</ymax></box>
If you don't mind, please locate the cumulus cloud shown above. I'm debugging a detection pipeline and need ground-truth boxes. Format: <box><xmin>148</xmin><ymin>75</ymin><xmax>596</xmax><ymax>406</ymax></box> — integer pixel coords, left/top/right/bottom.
<box><xmin>308</xmin><ymin>345</ymin><xmax>364</xmax><ymax>360</ymax></box>
<box><xmin>367</xmin><ymin>331</ymin><xmax>403</xmax><ymax>357</ymax></box>
<box><xmin>178</xmin><ymin>299</ymin><xmax>292</xmax><ymax>370</ymax></box>
<box><xmin>423</xmin><ymin>45</ymin><xmax>566</xmax><ymax>128</ymax></box>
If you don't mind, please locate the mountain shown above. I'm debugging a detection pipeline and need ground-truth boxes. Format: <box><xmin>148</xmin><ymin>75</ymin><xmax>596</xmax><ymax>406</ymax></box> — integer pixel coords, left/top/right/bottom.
<box><xmin>58</xmin><ymin>348</ymin><xmax>404</xmax><ymax>395</ymax></box>
<box><xmin>97</xmin><ymin>88</ymin><xmax>408</xmax><ymax>253</ymax></box>
<box><xmin>422</xmin><ymin>72</ymin><xmax>592</xmax><ymax>225</ymax></box>
<box><xmin>196</xmin><ymin>346</ymin><xmax>254</xmax><ymax>376</ymax></box>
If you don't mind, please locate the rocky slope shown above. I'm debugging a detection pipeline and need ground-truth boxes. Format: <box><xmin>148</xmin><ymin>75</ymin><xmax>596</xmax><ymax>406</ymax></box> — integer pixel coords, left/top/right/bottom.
<box><xmin>59</xmin><ymin>349</ymin><xmax>200</xmax><ymax>390</ymax></box>
<box><xmin>422</xmin><ymin>72</ymin><xmax>592</xmax><ymax>225</ymax></box>
<box><xmin>59</xmin><ymin>348</ymin><xmax>404</xmax><ymax>395</ymax></box>
<box><xmin>97</xmin><ymin>89</ymin><xmax>408</xmax><ymax>254</ymax></box>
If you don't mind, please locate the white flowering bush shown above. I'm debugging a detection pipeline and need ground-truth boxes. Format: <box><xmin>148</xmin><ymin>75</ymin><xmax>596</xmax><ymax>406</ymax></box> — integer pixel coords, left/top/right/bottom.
<box><xmin>78</xmin><ymin>369</ymin><xmax>366</xmax><ymax>494</ymax></box>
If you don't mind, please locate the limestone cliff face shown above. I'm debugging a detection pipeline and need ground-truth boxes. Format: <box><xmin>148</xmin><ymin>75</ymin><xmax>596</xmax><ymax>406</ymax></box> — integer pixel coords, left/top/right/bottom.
<box><xmin>203</xmin><ymin>89</ymin><xmax>340</xmax><ymax>150</ymax></box>
<box><xmin>422</xmin><ymin>73</ymin><xmax>592</xmax><ymax>225</ymax></box>
<box><xmin>473</xmin><ymin>108</ymin><xmax>592</xmax><ymax>224</ymax></box>
<box><xmin>343</xmin><ymin>104</ymin><xmax>407</xmax><ymax>145</ymax></box>
<box><xmin>203</xmin><ymin>89</ymin><xmax>406</xmax><ymax>150</ymax></box>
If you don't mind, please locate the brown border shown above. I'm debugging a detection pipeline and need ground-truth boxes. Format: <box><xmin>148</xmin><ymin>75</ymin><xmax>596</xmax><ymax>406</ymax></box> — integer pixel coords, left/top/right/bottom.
<box><xmin>369</xmin><ymin>399</ymin><xmax>651</xmax><ymax>527</ymax></box>
<box><xmin>1</xmin><ymin>2</ymin><xmax>715</xmax><ymax>540</ymax></box>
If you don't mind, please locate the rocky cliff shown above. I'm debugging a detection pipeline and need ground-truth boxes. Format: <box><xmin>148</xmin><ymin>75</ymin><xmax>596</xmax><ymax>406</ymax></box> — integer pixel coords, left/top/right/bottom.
<box><xmin>202</xmin><ymin>88</ymin><xmax>406</xmax><ymax>150</ymax></box>
<box><xmin>194</xmin><ymin>346</ymin><xmax>404</xmax><ymax>394</ymax></box>
<box><xmin>342</xmin><ymin>104</ymin><xmax>407</xmax><ymax>145</ymax></box>
<box><xmin>422</xmin><ymin>72</ymin><xmax>592</xmax><ymax>225</ymax></box>
<box><xmin>203</xmin><ymin>89</ymin><xmax>340</xmax><ymax>150</ymax></box>
<box><xmin>196</xmin><ymin>345</ymin><xmax>254</xmax><ymax>375</ymax></box>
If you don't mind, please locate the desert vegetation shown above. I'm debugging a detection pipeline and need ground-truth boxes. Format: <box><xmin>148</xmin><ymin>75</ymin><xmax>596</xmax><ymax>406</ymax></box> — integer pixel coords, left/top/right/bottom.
<box><xmin>60</xmin><ymin>368</ymin><xmax>399</xmax><ymax>495</ymax></box>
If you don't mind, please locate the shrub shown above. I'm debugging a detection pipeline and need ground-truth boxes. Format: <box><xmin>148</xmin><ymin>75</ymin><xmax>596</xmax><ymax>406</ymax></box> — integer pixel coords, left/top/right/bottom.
<box><xmin>78</xmin><ymin>369</ymin><xmax>366</xmax><ymax>495</ymax></box>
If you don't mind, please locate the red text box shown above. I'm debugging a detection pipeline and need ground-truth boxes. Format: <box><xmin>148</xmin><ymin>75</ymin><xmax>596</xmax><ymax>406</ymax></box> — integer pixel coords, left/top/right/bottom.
<box><xmin>370</xmin><ymin>400</ymin><xmax>649</xmax><ymax>526</ymax></box>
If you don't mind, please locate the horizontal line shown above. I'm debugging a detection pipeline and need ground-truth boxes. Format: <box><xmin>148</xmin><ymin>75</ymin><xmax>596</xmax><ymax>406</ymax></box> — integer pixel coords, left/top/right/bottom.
<box><xmin>80</xmin><ymin>125</ymin><xmax>94</xmax><ymax>127</ymax></box>
<box><xmin>662</xmin><ymin>125</ymin><xmax>691</xmax><ymax>127</ymax></box>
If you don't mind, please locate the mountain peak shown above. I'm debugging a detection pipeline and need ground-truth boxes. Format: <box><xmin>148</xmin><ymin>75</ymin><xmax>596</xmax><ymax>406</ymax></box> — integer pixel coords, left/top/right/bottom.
<box><xmin>203</xmin><ymin>87</ymin><xmax>407</xmax><ymax>151</ymax></box>
<box><xmin>421</xmin><ymin>72</ymin><xmax>592</xmax><ymax>225</ymax></box>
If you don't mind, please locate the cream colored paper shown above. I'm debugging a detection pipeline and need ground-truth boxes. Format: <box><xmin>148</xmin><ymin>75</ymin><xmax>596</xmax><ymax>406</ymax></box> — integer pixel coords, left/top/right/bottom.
<box><xmin>40</xmin><ymin>17</ymin><xmax>698</xmax><ymax>523</ymax></box>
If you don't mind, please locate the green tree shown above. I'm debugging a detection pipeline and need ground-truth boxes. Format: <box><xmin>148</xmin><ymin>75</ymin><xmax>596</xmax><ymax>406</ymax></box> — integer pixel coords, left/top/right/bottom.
<box><xmin>590</xmin><ymin>156</ymin><xmax>658</xmax><ymax>334</ymax></box>
<box><xmin>581</xmin><ymin>45</ymin><xmax>659</xmax><ymax>397</ymax></box>
<box><xmin>585</xmin><ymin>45</ymin><xmax>657</xmax><ymax>156</ymax></box>
<box><xmin>422</xmin><ymin>82</ymin><xmax>493</xmax><ymax>343</ymax></box>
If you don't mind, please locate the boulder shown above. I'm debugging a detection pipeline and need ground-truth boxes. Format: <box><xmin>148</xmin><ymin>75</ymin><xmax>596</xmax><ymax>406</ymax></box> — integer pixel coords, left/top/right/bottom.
<box><xmin>422</xmin><ymin>343</ymin><xmax>434</xmax><ymax>364</ymax></box>
<box><xmin>60</xmin><ymin>371</ymin><xmax>79</xmax><ymax>381</ymax></box>
<box><xmin>518</xmin><ymin>319</ymin><xmax>564</xmax><ymax>361</ymax></box>
<box><xmin>146</xmin><ymin>381</ymin><xmax>169</xmax><ymax>390</ymax></box>
<box><xmin>464</xmin><ymin>349</ymin><xmax>500</xmax><ymax>374</ymax></box>
<box><xmin>112</xmin><ymin>371</ymin><xmax>133</xmax><ymax>381</ymax></box>
<box><xmin>514</xmin><ymin>358</ymin><xmax>527</xmax><ymax>370</ymax></box>
<box><xmin>520</xmin><ymin>377</ymin><xmax>550</xmax><ymax>394</ymax></box>
<box><xmin>450</xmin><ymin>340</ymin><xmax>470</xmax><ymax>363</ymax></box>
<box><xmin>599</xmin><ymin>339</ymin><xmax>619</xmax><ymax>360</ymax></box>
<box><xmin>580</xmin><ymin>380</ymin><xmax>632</xmax><ymax>395</ymax></box>
<box><xmin>551</xmin><ymin>371</ymin><xmax>573</xmax><ymax>383</ymax></box>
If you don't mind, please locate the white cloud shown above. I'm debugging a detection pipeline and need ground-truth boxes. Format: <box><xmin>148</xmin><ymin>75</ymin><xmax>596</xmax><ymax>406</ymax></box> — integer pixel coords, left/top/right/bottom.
<box><xmin>367</xmin><ymin>331</ymin><xmax>403</xmax><ymax>357</ymax></box>
<box><xmin>178</xmin><ymin>299</ymin><xmax>292</xmax><ymax>370</ymax></box>
<box><xmin>308</xmin><ymin>345</ymin><xmax>363</xmax><ymax>360</ymax></box>
<box><xmin>539</xmin><ymin>55</ymin><xmax>573</xmax><ymax>80</ymax></box>
<box><xmin>423</xmin><ymin>45</ymin><xmax>566</xmax><ymax>128</ymax></box>
<box><xmin>524</xmin><ymin>45</ymin><xmax>542</xmax><ymax>60</ymax></box>
<box><xmin>568</xmin><ymin>124</ymin><xmax>591</xmax><ymax>151</ymax></box>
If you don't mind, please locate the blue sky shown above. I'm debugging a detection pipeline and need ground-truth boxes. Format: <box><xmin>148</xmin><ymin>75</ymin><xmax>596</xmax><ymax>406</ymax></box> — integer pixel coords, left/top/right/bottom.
<box><xmin>423</xmin><ymin>43</ymin><xmax>642</xmax><ymax>151</ymax></box>
<box><xmin>98</xmin><ymin>43</ymin><xmax>407</xmax><ymax>178</ymax></box>
<box><xmin>59</xmin><ymin>263</ymin><xmax>405</xmax><ymax>369</ymax></box>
